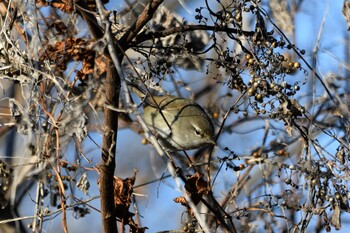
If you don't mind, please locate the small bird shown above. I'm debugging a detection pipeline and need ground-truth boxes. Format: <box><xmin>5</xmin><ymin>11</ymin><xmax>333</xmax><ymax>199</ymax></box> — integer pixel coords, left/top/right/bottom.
<box><xmin>129</xmin><ymin>83</ymin><xmax>215</xmax><ymax>151</ymax></box>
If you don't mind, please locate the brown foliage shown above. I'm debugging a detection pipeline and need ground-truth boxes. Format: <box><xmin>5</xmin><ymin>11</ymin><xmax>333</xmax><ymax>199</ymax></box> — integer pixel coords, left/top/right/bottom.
<box><xmin>113</xmin><ymin>175</ymin><xmax>147</xmax><ymax>233</ymax></box>
<box><xmin>174</xmin><ymin>172</ymin><xmax>210</xmax><ymax>209</ymax></box>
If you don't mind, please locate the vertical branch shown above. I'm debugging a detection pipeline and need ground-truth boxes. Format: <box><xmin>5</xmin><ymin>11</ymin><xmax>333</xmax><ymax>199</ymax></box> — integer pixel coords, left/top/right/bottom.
<box><xmin>99</xmin><ymin>58</ymin><xmax>120</xmax><ymax>233</ymax></box>
<box><xmin>95</xmin><ymin>0</ymin><xmax>163</xmax><ymax>232</ymax></box>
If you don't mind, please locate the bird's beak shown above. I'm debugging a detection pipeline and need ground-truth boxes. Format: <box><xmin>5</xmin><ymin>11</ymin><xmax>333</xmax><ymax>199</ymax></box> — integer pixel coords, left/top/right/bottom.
<box><xmin>208</xmin><ymin>138</ymin><xmax>216</xmax><ymax>146</ymax></box>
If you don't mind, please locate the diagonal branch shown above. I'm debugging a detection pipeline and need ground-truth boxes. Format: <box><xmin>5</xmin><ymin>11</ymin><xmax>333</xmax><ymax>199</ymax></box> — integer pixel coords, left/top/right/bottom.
<box><xmin>118</xmin><ymin>0</ymin><xmax>164</xmax><ymax>51</ymax></box>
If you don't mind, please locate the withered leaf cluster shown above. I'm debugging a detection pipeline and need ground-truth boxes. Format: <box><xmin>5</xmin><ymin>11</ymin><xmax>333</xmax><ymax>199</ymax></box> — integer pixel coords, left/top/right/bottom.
<box><xmin>174</xmin><ymin>172</ymin><xmax>210</xmax><ymax>208</ymax></box>
<box><xmin>113</xmin><ymin>175</ymin><xmax>147</xmax><ymax>233</ymax></box>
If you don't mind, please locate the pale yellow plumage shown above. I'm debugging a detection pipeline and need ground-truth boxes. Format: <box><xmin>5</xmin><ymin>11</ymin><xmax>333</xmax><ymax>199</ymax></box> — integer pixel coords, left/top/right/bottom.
<box><xmin>130</xmin><ymin>83</ymin><xmax>215</xmax><ymax>151</ymax></box>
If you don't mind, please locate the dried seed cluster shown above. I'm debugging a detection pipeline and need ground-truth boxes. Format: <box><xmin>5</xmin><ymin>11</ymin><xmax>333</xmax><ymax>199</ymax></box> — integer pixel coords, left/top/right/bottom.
<box><xmin>195</xmin><ymin>2</ymin><xmax>306</xmax><ymax>122</ymax></box>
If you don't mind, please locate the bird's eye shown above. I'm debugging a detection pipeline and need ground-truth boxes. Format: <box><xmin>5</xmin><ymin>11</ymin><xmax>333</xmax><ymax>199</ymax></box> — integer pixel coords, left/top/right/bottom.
<box><xmin>194</xmin><ymin>129</ymin><xmax>202</xmax><ymax>137</ymax></box>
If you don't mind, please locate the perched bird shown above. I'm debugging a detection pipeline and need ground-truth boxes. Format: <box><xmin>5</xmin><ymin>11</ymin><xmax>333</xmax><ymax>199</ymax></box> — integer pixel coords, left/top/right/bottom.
<box><xmin>129</xmin><ymin>83</ymin><xmax>215</xmax><ymax>151</ymax></box>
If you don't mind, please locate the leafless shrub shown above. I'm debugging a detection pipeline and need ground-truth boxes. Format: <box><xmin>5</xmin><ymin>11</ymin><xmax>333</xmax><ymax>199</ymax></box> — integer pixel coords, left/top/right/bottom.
<box><xmin>0</xmin><ymin>0</ymin><xmax>349</xmax><ymax>232</ymax></box>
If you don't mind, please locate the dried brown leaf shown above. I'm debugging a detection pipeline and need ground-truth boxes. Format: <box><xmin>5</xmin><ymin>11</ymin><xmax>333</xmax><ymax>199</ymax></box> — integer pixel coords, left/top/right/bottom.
<box><xmin>113</xmin><ymin>176</ymin><xmax>135</xmax><ymax>217</ymax></box>
<box><xmin>40</xmin><ymin>37</ymin><xmax>96</xmax><ymax>80</ymax></box>
<box><xmin>113</xmin><ymin>174</ymin><xmax>148</xmax><ymax>233</ymax></box>
<box><xmin>184</xmin><ymin>172</ymin><xmax>209</xmax><ymax>205</ymax></box>
<box><xmin>174</xmin><ymin>196</ymin><xmax>187</xmax><ymax>206</ymax></box>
